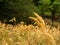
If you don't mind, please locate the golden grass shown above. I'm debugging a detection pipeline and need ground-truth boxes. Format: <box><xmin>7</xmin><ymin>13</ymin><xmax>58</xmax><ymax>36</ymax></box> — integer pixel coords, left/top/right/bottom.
<box><xmin>0</xmin><ymin>12</ymin><xmax>60</xmax><ymax>45</ymax></box>
<box><xmin>0</xmin><ymin>23</ymin><xmax>60</xmax><ymax>45</ymax></box>
<box><xmin>29</xmin><ymin>12</ymin><xmax>57</xmax><ymax>45</ymax></box>
<box><xmin>29</xmin><ymin>12</ymin><xmax>45</xmax><ymax>29</ymax></box>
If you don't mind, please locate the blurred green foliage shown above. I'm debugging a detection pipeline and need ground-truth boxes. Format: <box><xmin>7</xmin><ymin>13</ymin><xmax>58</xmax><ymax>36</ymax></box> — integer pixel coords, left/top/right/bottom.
<box><xmin>0</xmin><ymin>0</ymin><xmax>60</xmax><ymax>24</ymax></box>
<box><xmin>0</xmin><ymin>0</ymin><xmax>39</xmax><ymax>24</ymax></box>
<box><xmin>33</xmin><ymin>0</ymin><xmax>60</xmax><ymax>15</ymax></box>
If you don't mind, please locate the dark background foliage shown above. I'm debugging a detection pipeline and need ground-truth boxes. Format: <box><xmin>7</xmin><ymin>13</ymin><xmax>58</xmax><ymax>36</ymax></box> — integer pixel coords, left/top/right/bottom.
<box><xmin>0</xmin><ymin>0</ymin><xmax>60</xmax><ymax>25</ymax></box>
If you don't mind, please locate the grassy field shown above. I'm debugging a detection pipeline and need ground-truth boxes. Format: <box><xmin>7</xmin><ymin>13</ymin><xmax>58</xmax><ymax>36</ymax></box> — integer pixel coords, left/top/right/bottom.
<box><xmin>0</xmin><ymin>22</ymin><xmax>60</xmax><ymax>45</ymax></box>
<box><xmin>0</xmin><ymin>12</ymin><xmax>60</xmax><ymax>45</ymax></box>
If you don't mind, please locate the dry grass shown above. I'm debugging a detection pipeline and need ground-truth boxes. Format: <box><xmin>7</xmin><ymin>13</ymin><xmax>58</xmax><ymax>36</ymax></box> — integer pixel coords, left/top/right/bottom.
<box><xmin>0</xmin><ymin>12</ymin><xmax>60</xmax><ymax>45</ymax></box>
<box><xmin>29</xmin><ymin>12</ymin><xmax>45</xmax><ymax>29</ymax></box>
<box><xmin>0</xmin><ymin>23</ymin><xmax>60</xmax><ymax>45</ymax></box>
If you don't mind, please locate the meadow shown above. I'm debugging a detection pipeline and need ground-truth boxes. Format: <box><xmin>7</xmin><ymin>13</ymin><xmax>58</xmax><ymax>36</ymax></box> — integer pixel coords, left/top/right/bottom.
<box><xmin>0</xmin><ymin>12</ymin><xmax>60</xmax><ymax>45</ymax></box>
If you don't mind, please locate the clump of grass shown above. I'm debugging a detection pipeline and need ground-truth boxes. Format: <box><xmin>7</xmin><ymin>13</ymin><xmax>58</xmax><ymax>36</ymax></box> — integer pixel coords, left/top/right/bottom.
<box><xmin>29</xmin><ymin>12</ymin><xmax>45</xmax><ymax>30</ymax></box>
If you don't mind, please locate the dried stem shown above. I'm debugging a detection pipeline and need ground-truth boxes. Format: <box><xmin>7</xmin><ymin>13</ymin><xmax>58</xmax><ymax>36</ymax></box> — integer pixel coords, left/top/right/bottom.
<box><xmin>29</xmin><ymin>12</ymin><xmax>46</xmax><ymax>32</ymax></box>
